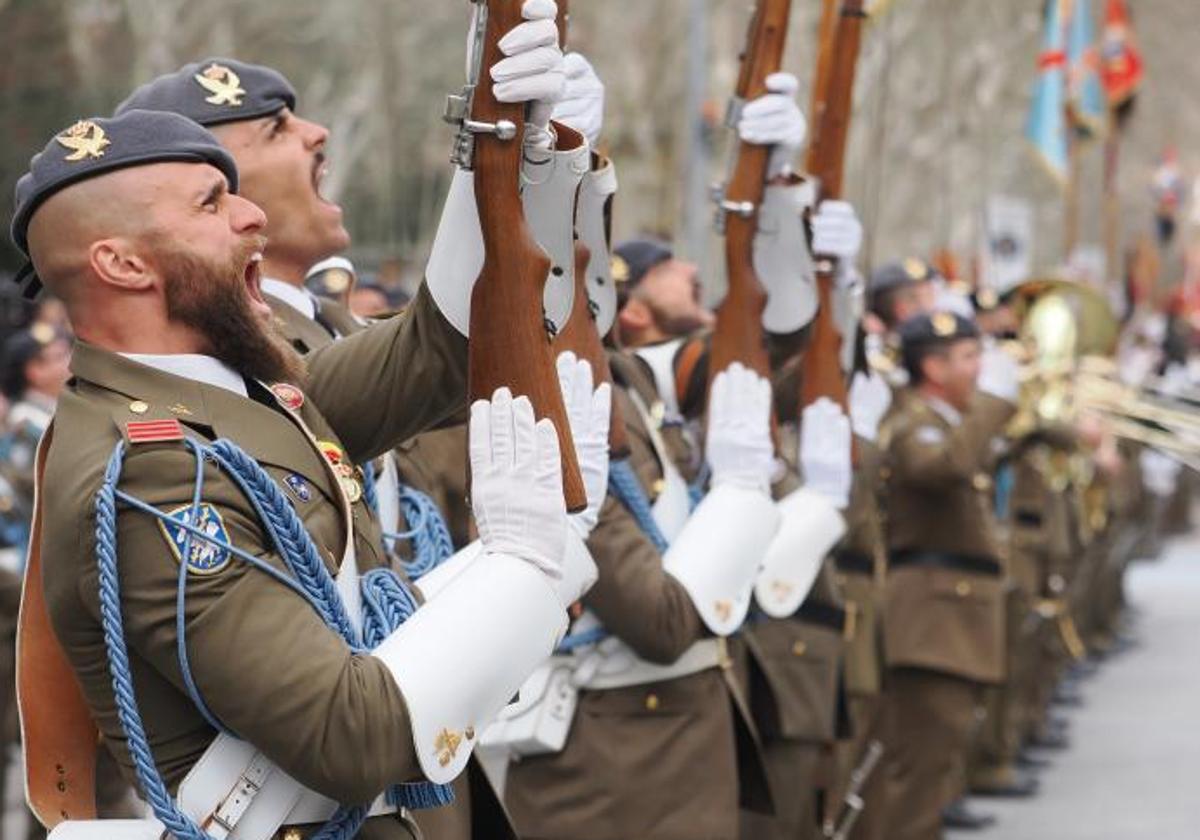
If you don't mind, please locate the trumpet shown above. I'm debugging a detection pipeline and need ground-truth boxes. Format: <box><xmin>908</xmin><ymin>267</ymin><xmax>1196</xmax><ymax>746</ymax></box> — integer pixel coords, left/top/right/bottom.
<box><xmin>1006</xmin><ymin>277</ymin><xmax>1200</xmax><ymax>470</ymax></box>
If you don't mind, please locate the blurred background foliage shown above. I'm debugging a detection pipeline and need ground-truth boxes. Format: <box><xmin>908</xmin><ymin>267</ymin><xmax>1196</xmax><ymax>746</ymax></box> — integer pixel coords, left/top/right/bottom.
<box><xmin>1</xmin><ymin>0</ymin><xmax>1196</xmax><ymax>296</ymax></box>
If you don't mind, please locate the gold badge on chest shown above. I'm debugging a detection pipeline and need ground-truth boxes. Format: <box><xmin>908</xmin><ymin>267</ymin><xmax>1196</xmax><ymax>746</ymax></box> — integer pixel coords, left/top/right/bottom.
<box><xmin>316</xmin><ymin>439</ymin><xmax>363</xmax><ymax>504</ymax></box>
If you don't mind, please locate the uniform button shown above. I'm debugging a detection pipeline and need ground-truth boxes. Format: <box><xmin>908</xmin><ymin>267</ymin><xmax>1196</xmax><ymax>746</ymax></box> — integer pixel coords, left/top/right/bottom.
<box><xmin>792</xmin><ymin>641</ymin><xmax>808</xmax><ymax>657</ymax></box>
<box><xmin>651</xmin><ymin>478</ymin><xmax>666</xmax><ymax>497</ymax></box>
<box><xmin>645</xmin><ymin>693</ymin><xmax>660</xmax><ymax>711</ymax></box>
<box><xmin>128</xmin><ymin>400</ymin><xmax>149</xmax><ymax>414</ymax></box>
<box><xmin>972</xmin><ymin>474</ymin><xmax>992</xmax><ymax>491</ymax></box>
<box><xmin>955</xmin><ymin>580</ymin><xmax>972</xmax><ymax>597</ymax></box>
<box><xmin>282</xmin><ymin>830</ymin><xmax>303</xmax><ymax>840</ymax></box>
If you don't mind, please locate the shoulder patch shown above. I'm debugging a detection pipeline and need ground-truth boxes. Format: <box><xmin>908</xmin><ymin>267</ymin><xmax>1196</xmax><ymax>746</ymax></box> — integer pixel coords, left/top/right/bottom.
<box><xmin>915</xmin><ymin>425</ymin><xmax>945</xmax><ymax>446</ymax></box>
<box><xmin>158</xmin><ymin>503</ymin><xmax>232</xmax><ymax>575</ymax></box>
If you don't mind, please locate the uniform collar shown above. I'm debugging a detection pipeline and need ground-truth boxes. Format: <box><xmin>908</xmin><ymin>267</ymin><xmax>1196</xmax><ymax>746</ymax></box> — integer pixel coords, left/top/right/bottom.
<box><xmin>924</xmin><ymin>394</ymin><xmax>963</xmax><ymax>427</ymax></box>
<box><xmin>71</xmin><ymin>341</ymin><xmax>339</xmax><ymax>504</ymax></box>
<box><xmin>261</xmin><ymin>277</ymin><xmax>317</xmax><ymax>321</ymax></box>
<box><xmin>121</xmin><ymin>352</ymin><xmax>247</xmax><ymax>397</ymax></box>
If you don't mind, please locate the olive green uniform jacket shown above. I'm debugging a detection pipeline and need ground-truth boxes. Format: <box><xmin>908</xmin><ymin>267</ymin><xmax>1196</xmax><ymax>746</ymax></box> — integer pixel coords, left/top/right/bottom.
<box><xmin>44</xmin><ymin>288</ymin><xmax>471</xmax><ymax>839</ymax></box>
<box><xmin>264</xmin><ymin>290</ymin><xmax>507</xmax><ymax>839</ymax></box>
<box><xmin>878</xmin><ymin>389</ymin><xmax>1015</xmax><ymax>684</ymax></box>
<box><xmin>503</xmin><ymin>350</ymin><xmax>770</xmax><ymax>840</ymax></box>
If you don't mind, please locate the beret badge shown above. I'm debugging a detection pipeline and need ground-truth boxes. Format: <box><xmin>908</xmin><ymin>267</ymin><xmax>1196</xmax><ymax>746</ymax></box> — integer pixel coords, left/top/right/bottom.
<box><xmin>55</xmin><ymin>120</ymin><xmax>111</xmax><ymax>162</ymax></box>
<box><xmin>194</xmin><ymin>63</ymin><xmax>246</xmax><ymax>107</ymax></box>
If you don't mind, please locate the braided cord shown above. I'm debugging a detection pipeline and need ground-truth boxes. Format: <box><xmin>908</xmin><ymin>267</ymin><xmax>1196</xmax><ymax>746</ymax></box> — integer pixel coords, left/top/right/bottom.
<box><xmin>606</xmin><ymin>458</ymin><xmax>669</xmax><ymax>553</ymax></box>
<box><xmin>95</xmin><ymin>434</ymin><xmax>455</xmax><ymax>838</ymax></box>
<box><xmin>363</xmin><ymin>459</ymin><xmax>454</xmax><ymax>580</ymax></box>
<box><xmin>555</xmin><ymin>457</ymin><xmax>672</xmax><ymax>653</ymax></box>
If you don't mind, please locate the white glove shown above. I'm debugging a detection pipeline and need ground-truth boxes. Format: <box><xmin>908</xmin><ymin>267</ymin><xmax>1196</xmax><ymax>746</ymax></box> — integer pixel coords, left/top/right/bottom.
<box><xmin>469</xmin><ymin>387</ymin><xmax>568</xmax><ymax>579</ymax></box>
<box><xmin>556</xmin><ymin>351</ymin><xmax>612</xmax><ymax>537</ymax></box>
<box><xmin>737</xmin><ymin>72</ymin><xmax>807</xmax><ymax>179</ymax></box>
<box><xmin>977</xmin><ymin>340</ymin><xmax>1020</xmax><ymax>403</ymax></box>
<box><xmin>811</xmin><ymin>200</ymin><xmax>863</xmax><ymax>263</ymax></box>
<box><xmin>706</xmin><ymin>362</ymin><xmax>774</xmax><ymax>493</ymax></box>
<box><xmin>1140</xmin><ymin>448</ymin><xmax>1181</xmax><ymax>498</ymax></box>
<box><xmin>552</xmin><ymin>52</ymin><xmax>605</xmax><ymax>147</ymax></box>
<box><xmin>800</xmin><ymin>397</ymin><xmax>853</xmax><ymax>508</ymax></box>
<box><xmin>484</xmin><ymin>0</ymin><xmax>566</xmax><ymax>150</ymax></box>
<box><xmin>848</xmin><ymin>370</ymin><xmax>892</xmax><ymax>443</ymax></box>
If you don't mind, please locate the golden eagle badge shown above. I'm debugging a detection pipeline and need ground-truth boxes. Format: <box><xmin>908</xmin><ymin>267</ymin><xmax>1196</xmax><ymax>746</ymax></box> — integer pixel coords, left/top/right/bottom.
<box><xmin>56</xmin><ymin>120</ymin><xmax>111</xmax><ymax>162</ymax></box>
<box><xmin>194</xmin><ymin>63</ymin><xmax>246</xmax><ymax>107</ymax></box>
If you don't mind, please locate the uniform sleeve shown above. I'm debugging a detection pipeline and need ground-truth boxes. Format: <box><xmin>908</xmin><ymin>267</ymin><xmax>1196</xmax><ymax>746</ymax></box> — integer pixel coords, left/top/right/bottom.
<box><xmin>889</xmin><ymin>397</ymin><xmax>1016</xmax><ymax>489</ymax></box>
<box><xmin>112</xmin><ymin>446</ymin><xmax>422</xmax><ymax>805</ymax></box>
<box><xmin>582</xmin><ymin>494</ymin><xmax>706</xmax><ymax>664</ymax></box>
<box><xmin>305</xmin><ymin>284</ymin><xmax>469</xmax><ymax>465</ymax></box>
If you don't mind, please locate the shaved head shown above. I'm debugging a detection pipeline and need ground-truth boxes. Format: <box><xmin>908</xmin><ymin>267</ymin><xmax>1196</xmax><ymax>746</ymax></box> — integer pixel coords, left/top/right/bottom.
<box><xmin>21</xmin><ymin>160</ymin><xmax>299</xmax><ymax>382</ymax></box>
<box><xmin>26</xmin><ymin>167</ymin><xmax>158</xmax><ymax>302</ymax></box>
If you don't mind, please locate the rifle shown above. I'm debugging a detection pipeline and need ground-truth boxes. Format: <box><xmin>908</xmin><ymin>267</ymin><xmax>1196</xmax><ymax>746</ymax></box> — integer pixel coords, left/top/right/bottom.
<box><xmin>450</xmin><ymin>0</ymin><xmax>587</xmax><ymax>510</ymax></box>
<box><xmin>549</xmin><ymin>0</ymin><xmax>631</xmax><ymax>458</ymax></box>
<box><xmin>825</xmin><ymin>739</ymin><xmax>885</xmax><ymax>840</ymax></box>
<box><xmin>800</xmin><ymin>0</ymin><xmax>867</xmax><ymax>411</ymax></box>
<box><xmin>708</xmin><ymin>0</ymin><xmax>794</xmax><ymax>387</ymax></box>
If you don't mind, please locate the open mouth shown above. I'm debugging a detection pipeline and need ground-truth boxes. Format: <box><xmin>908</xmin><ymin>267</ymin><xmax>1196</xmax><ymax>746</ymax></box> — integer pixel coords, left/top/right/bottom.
<box><xmin>244</xmin><ymin>250</ymin><xmax>272</xmax><ymax>318</ymax></box>
<box><xmin>311</xmin><ymin>154</ymin><xmax>338</xmax><ymax>209</ymax></box>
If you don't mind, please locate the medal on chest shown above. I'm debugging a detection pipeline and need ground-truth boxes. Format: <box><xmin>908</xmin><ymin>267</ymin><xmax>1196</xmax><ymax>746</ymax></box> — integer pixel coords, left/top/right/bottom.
<box><xmin>316</xmin><ymin>439</ymin><xmax>364</xmax><ymax>504</ymax></box>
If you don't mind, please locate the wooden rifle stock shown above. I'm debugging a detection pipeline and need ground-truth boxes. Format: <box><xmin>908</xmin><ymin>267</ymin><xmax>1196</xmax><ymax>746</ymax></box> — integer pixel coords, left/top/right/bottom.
<box><xmin>708</xmin><ymin>0</ymin><xmax>793</xmax><ymax>392</ymax></box>
<box><xmin>808</xmin><ymin>0</ymin><xmax>839</xmax><ymax>151</ymax></box>
<box><xmin>553</xmin><ymin>234</ymin><xmax>632</xmax><ymax>457</ymax></box>
<box><xmin>548</xmin><ymin>0</ymin><xmax>631</xmax><ymax>457</ymax></box>
<box><xmin>799</xmin><ymin>0</ymin><xmax>866</xmax><ymax>412</ymax></box>
<box><xmin>469</xmin><ymin>0</ymin><xmax>586</xmax><ymax>510</ymax></box>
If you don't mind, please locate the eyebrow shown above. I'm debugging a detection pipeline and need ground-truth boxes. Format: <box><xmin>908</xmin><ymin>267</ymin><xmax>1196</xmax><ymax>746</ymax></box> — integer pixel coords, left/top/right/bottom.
<box><xmin>199</xmin><ymin>179</ymin><xmax>227</xmax><ymax>206</ymax></box>
<box><xmin>261</xmin><ymin>110</ymin><xmax>289</xmax><ymax>133</ymax></box>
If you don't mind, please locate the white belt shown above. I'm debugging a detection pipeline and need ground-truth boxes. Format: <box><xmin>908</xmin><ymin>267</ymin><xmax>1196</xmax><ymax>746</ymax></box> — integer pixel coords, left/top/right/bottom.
<box><xmin>574</xmin><ymin>637</ymin><xmax>730</xmax><ymax>691</ymax></box>
<box><xmin>178</xmin><ymin>734</ymin><xmax>402</xmax><ymax>840</ymax></box>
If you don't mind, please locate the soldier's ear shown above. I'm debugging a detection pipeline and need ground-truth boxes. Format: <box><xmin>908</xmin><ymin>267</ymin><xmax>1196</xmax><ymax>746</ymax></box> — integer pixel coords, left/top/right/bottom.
<box><xmin>618</xmin><ymin>298</ymin><xmax>653</xmax><ymax>333</ymax></box>
<box><xmin>89</xmin><ymin>237</ymin><xmax>155</xmax><ymax>293</ymax></box>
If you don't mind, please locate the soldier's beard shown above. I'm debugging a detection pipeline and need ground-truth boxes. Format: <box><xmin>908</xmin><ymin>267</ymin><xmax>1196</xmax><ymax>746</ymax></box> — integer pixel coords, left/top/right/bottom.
<box><xmin>646</xmin><ymin>299</ymin><xmax>714</xmax><ymax>339</ymax></box>
<box><xmin>154</xmin><ymin>240</ymin><xmax>305</xmax><ymax>385</ymax></box>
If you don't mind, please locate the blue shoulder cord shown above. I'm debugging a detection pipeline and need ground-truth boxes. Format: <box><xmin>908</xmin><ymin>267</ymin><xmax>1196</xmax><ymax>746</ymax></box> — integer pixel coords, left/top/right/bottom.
<box><xmin>554</xmin><ymin>458</ymin><xmax>676</xmax><ymax>653</ymax></box>
<box><xmin>96</xmin><ymin>437</ymin><xmax>452</xmax><ymax>840</ymax></box>
<box><xmin>360</xmin><ymin>461</ymin><xmax>454</xmax><ymax>580</ymax></box>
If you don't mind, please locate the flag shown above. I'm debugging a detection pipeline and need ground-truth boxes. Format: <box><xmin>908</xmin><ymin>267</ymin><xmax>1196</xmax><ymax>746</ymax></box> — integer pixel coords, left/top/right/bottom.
<box><xmin>979</xmin><ymin>196</ymin><xmax>1034</xmax><ymax>297</ymax></box>
<box><xmin>1026</xmin><ymin>0</ymin><xmax>1069</xmax><ymax>183</ymax></box>
<box><xmin>1065</xmin><ymin>0</ymin><xmax>1107</xmax><ymax>135</ymax></box>
<box><xmin>1100</xmin><ymin>0</ymin><xmax>1144</xmax><ymax>109</ymax></box>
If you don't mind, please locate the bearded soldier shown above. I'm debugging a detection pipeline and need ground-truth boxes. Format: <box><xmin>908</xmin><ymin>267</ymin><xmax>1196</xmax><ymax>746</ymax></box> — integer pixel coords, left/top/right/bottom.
<box><xmin>13</xmin><ymin>73</ymin><xmax>599</xmax><ymax>840</ymax></box>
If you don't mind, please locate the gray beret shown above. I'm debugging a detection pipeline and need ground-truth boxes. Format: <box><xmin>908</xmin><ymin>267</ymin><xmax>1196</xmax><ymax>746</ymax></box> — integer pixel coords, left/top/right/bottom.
<box><xmin>612</xmin><ymin>238</ymin><xmax>673</xmax><ymax>290</ymax></box>
<box><xmin>116</xmin><ymin>58</ymin><xmax>295</xmax><ymax>127</ymax></box>
<box><xmin>10</xmin><ymin>109</ymin><xmax>238</xmax><ymax>297</ymax></box>
<box><xmin>897</xmin><ymin>310</ymin><xmax>980</xmax><ymax>349</ymax></box>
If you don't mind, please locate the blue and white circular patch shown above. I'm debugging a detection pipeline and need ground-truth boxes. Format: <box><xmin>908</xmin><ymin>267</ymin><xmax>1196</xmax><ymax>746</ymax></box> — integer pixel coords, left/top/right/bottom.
<box><xmin>158</xmin><ymin>503</ymin><xmax>232</xmax><ymax>575</ymax></box>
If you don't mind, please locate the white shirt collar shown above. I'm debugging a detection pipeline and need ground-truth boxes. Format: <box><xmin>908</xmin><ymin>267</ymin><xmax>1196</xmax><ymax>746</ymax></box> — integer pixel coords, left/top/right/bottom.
<box><xmin>121</xmin><ymin>353</ymin><xmax>248</xmax><ymax>397</ymax></box>
<box><xmin>925</xmin><ymin>395</ymin><xmax>963</xmax><ymax>427</ymax></box>
<box><xmin>261</xmin><ymin>277</ymin><xmax>317</xmax><ymax>321</ymax></box>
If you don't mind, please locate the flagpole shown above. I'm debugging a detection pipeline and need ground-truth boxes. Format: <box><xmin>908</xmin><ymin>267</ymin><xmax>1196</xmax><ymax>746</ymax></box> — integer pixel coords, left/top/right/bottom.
<box><xmin>1103</xmin><ymin>104</ymin><xmax>1121</xmax><ymax>288</ymax></box>
<box><xmin>1065</xmin><ymin>112</ymin><xmax>1081</xmax><ymax>259</ymax></box>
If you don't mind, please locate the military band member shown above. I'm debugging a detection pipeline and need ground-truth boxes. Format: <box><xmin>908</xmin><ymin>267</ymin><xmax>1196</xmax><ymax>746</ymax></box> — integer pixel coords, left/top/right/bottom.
<box><xmin>876</xmin><ymin>311</ymin><xmax>1018</xmax><ymax>840</ymax></box>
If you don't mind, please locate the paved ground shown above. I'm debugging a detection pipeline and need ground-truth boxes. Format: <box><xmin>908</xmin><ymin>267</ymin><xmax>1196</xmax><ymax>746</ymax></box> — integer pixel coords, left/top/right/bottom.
<box><xmin>950</xmin><ymin>529</ymin><xmax>1200</xmax><ymax>840</ymax></box>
